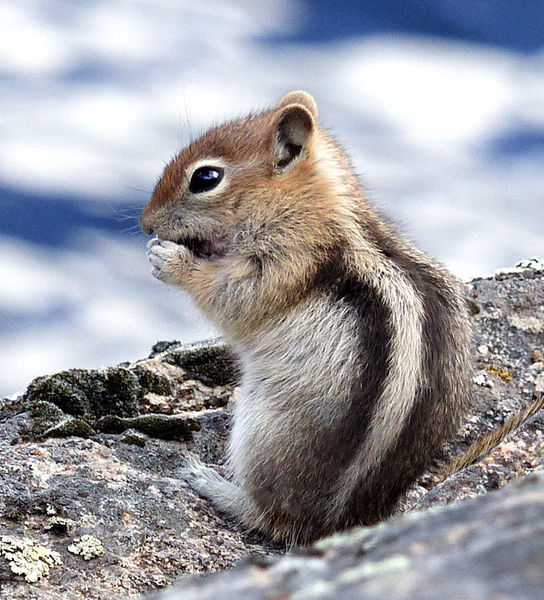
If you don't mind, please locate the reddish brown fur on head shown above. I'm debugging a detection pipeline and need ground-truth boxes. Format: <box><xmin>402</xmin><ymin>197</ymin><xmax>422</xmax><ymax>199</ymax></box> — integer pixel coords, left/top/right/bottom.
<box><xmin>140</xmin><ymin>91</ymin><xmax>321</xmax><ymax>238</ymax></box>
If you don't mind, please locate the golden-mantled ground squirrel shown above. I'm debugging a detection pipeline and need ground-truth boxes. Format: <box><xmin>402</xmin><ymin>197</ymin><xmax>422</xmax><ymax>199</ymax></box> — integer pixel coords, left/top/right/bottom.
<box><xmin>140</xmin><ymin>91</ymin><xmax>472</xmax><ymax>544</ymax></box>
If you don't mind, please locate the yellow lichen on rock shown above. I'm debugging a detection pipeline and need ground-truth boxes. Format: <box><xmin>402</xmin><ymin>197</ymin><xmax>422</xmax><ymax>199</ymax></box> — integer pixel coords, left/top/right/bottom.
<box><xmin>486</xmin><ymin>366</ymin><xmax>514</xmax><ymax>383</ymax></box>
<box><xmin>0</xmin><ymin>536</ymin><xmax>62</xmax><ymax>582</ymax></box>
<box><xmin>67</xmin><ymin>534</ymin><xmax>105</xmax><ymax>560</ymax></box>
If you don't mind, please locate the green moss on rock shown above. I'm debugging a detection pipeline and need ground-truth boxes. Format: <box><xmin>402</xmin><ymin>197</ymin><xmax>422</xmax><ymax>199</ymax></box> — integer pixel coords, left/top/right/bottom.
<box><xmin>26</xmin><ymin>376</ymin><xmax>89</xmax><ymax>416</ymax></box>
<box><xmin>28</xmin><ymin>400</ymin><xmax>96</xmax><ymax>439</ymax></box>
<box><xmin>120</xmin><ymin>429</ymin><xmax>147</xmax><ymax>447</ymax></box>
<box><xmin>164</xmin><ymin>345</ymin><xmax>238</xmax><ymax>386</ymax></box>
<box><xmin>97</xmin><ymin>413</ymin><xmax>200</xmax><ymax>441</ymax></box>
<box><xmin>29</xmin><ymin>400</ymin><xmax>67</xmax><ymax>437</ymax></box>
<box><xmin>25</xmin><ymin>367</ymin><xmax>142</xmax><ymax>419</ymax></box>
<box><xmin>92</xmin><ymin>368</ymin><xmax>142</xmax><ymax>416</ymax></box>
<box><xmin>43</xmin><ymin>418</ymin><xmax>96</xmax><ymax>439</ymax></box>
<box><xmin>132</xmin><ymin>365</ymin><xmax>173</xmax><ymax>396</ymax></box>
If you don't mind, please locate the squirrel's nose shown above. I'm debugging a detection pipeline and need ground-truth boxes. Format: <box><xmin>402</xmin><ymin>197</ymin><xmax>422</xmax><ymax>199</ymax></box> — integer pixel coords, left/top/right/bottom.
<box><xmin>140</xmin><ymin>209</ymin><xmax>155</xmax><ymax>235</ymax></box>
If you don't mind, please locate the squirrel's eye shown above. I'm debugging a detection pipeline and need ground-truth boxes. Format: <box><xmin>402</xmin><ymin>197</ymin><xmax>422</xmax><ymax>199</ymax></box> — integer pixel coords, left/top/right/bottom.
<box><xmin>189</xmin><ymin>166</ymin><xmax>224</xmax><ymax>194</ymax></box>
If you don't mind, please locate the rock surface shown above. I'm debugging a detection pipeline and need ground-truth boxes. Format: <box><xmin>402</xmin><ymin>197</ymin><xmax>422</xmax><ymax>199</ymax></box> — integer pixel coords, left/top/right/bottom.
<box><xmin>149</xmin><ymin>469</ymin><xmax>544</xmax><ymax>600</ymax></box>
<box><xmin>0</xmin><ymin>263</ymin><xmax>543</xmax><ymax>599</ymax></box>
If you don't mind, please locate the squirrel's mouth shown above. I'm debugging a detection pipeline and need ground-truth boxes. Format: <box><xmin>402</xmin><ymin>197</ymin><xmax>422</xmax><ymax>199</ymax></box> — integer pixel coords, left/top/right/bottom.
<box><xmin>175</xmin><ymin>235</ymin><xmax>228</xmax><ymax>259</ymax></box>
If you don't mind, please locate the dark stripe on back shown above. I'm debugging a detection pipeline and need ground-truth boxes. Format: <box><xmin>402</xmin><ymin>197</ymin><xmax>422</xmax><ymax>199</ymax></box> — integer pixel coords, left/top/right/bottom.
<box><xmin>313</xmin><ymin>249</ymin><xmax>392</xmax><ymax>461</ymax></box>
<box><xmin>338</xmin><ymin>217</ymin><xmax>469</xmax><ymax>525</ymax></box>
<box><xmin>248</xmin><ymin>247</ymin><xmax>393</xmax><ymax>541</ymax></box>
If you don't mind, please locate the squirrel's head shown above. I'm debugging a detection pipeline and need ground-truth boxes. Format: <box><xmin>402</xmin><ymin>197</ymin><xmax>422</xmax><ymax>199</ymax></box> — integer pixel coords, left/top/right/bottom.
<box><xmin>140</xmin><ymin>91</ymin><xmax>325</xmax><ymax>258</ymax></box>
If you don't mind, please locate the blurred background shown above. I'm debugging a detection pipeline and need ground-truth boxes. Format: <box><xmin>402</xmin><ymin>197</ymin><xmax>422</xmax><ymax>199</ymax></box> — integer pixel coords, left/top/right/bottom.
<box><xmin>1</xmin><ymin>0</ymin><xmax>544</xmax><ymax>398</ymax></box>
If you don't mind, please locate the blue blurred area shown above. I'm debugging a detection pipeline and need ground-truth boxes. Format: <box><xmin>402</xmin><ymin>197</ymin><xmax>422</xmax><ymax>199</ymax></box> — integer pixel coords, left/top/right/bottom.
<box><xmin>488</xmin><ymin>127</ymin><xmax>544</xmax><ymax>160</ymax></box>
<box><xmin>0</xmin><ymin>186</ymin><xmax>143</xmax><ymax>248</ymax></box>
<box><xmin>3</xmin><ymin>1</ymin><xmax>543</xmax><ymax>253</ymax></box>
<box><xmin>0</xmin><ymin>302</ymin><xmax>73</xmax><ymax>335</ymax></box>
<box><xmin>274</xmin><ymin>0</ymin><xmax>544</xmax><ymax>52</ymax></box>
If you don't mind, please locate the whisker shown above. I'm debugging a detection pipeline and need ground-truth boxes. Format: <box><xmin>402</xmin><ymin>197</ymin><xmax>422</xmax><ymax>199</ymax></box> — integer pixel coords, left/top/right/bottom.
<box><xmin>126</xmin><ymin>186</ymin><xmax>152</xmax><ymax>195</ymax></box>
<box><xmin>181</xmin><ymin>90</ymin><xmax>194</xmax><ymax>146</ymax></box>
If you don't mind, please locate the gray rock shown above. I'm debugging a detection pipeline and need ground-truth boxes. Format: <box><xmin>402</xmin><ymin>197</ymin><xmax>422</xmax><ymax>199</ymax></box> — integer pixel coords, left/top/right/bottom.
<box><xmin>148</xmin><ymin>469</ymin><xmax>544</xmax><ymax>600</ymax></box>
<box><xmin>0</xmin><ymin>264</ymin><xmax>543</xmax><ymax>599</ymax></box>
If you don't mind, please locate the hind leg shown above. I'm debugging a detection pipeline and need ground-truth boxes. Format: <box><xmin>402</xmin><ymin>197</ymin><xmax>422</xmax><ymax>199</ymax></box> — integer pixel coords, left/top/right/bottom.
<box><xmin>183</xmin><ymin>455</ymin><xmax>258</xmax><ymax>524</ymax></box>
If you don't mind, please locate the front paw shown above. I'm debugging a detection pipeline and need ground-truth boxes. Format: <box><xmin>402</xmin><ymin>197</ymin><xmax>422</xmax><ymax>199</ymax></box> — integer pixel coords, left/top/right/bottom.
<box><xmin>147</xmin><ymin>238</ymin><xmax>195</xmax><ymax>284</ymax></box>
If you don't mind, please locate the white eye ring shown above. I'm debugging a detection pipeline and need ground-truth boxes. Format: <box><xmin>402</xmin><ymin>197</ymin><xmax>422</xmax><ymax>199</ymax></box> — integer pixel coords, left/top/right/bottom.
<box><xmin>189</xmin><ymin>166</ymin><xmax>224</xmax><ymax>193</ymax></box>
<box><xmin>187</xmin><ymin>158</ymin><xmax>228</xmax><ymax>196</ymax></box>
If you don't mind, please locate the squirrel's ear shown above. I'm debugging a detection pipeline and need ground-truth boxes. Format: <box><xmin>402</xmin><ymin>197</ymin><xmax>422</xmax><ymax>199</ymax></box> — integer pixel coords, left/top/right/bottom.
<box><xmin>271</xmin><ymin>103</ymin><xmax>315</xmax><ymax>171</ymax></box>
<box><xmin>275</xmin><ymin>91</ymin><xmax>318</xmax><ymax>119</ymax></box>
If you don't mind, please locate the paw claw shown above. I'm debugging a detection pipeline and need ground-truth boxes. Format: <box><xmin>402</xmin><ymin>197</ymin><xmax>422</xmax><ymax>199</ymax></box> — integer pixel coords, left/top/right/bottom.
<box><xmin>181</xmin><ymin>455</ymin><xmax>229</xmax><ymax>498</ymax></box>
<box><xmin>146</xmin><ymin>238</ymin><xmax>194</xmax><ymax>283</ymax></box>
